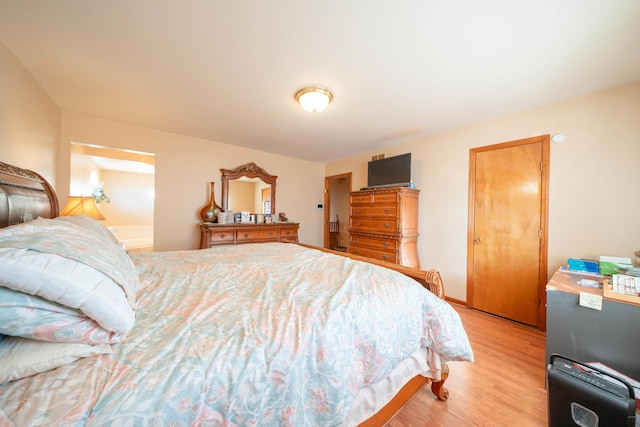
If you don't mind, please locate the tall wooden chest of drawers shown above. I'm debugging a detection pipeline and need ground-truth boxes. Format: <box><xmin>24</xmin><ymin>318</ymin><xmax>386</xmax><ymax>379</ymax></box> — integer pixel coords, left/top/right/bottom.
<box><xmin>348</xmin><ymin>187</ymin><xmax>420</xmax><ymax>268</ymax></box>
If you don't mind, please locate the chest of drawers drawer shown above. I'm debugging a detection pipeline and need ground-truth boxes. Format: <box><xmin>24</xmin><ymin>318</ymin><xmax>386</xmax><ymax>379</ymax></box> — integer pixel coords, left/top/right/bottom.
<box><xmin>349</xmin><ymin>234</ymin><xmax>398</xmax><ymax>251</ymax></box>
<box><xmin>350</xmin><ymin>218</ymin><xmax>398</xmax><ymax>233</ymax></box>
<box><xmin>350</xmin><ymin>193</ymin><xmax>398</xmax><ymax>205</ymax></box>
<box><xmin>350</xmin><ymin>205</ymin><xmax>397</xmax><ymax>217</ymax></box>
<box><xmin>348</xmin><ymin>245</ymin><xmax>398</xmax><ymax>264</ymax></box>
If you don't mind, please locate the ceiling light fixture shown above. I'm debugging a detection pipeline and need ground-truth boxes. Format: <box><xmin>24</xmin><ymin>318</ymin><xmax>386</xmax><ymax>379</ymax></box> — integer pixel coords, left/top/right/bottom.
<box><xmin>295</xmin><ymin>86</ymin><xmax>333</xmax><ymax>113</ymax></box>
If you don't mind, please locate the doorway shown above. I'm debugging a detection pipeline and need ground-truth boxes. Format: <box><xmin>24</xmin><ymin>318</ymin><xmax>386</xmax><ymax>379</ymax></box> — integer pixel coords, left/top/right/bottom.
<box><xmin>323</xmin><ymin>173</ymin><xmax>352</xmax><ymax>250</ymax></box>
<box><xmin>69</xmin><ymin>142</ymin><xmax>155</xmax><ymax>253</ymax></box>
<box><xmin>467</xmin><ymin>135</ymin><xmax>549</xmax><ymax>329</ymax></box>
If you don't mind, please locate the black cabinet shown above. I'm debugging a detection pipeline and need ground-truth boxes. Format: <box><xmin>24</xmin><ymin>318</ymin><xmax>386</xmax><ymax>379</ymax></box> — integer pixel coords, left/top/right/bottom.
<box><xmin>546</xmin><ymin>270</ymin><xmax>640</xmax><ymax>380</ymax></box>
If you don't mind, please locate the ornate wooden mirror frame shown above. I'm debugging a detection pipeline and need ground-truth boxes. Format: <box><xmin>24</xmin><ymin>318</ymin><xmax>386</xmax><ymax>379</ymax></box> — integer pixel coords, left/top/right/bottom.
<box><xmin>220</xmin><ymin>162</ymin><xmax>277</xmax><ymax>214</ymax></box>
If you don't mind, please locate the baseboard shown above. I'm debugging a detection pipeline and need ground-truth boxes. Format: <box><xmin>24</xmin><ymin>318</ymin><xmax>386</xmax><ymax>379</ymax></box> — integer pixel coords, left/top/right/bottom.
<box><xmin>445</xmin><ymin>296</ymin><xmax>466</xmax><ymax>306</ymax></box>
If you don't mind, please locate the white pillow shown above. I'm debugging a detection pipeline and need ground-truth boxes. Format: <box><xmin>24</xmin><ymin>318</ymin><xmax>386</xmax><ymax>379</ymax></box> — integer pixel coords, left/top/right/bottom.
<box><xmin>0</xmin><ymin>217</ymin><xmax>138</xmax><ymax>336</ymax></box>
<box><xmin>0</xmin><ymin>247</ymin><xmax>136</xmax><ymax>333</ymax></box>
<box><xmin>0</xmin><ymin>336</ymin><xmax>111</xmax><ymax>385</ymax></box>
<box><xmin>0</xmin><ymin>218</ymin><xmax>138</xmax><ymax>307</ymax></box>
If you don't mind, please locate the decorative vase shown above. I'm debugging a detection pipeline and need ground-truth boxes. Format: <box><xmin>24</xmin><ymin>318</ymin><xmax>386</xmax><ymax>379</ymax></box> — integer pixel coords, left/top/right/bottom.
<box><xmin>199</xmin><ymin>181</ymin><xmax>221</xmax><ymax>223</ymax></box>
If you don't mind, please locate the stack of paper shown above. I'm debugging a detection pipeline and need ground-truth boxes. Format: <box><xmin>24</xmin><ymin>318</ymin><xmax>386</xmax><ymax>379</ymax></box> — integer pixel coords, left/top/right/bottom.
<box><xmin>599</xmin><ymin>256</ymin><xmax>633</xmax><ymax>275</ymax></box>
<box><xmin>622</xmin><ymin>267</ymin><xmax>640</xmax><ymax>277</ymax></box>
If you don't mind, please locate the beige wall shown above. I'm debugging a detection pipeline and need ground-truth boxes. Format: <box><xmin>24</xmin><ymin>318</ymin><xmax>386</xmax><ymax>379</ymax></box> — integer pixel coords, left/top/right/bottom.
<box><xmin>68</xmin><ymin>152</ymin><xmax>99</xmax><ymax>196</ymax></box>
<box><xmin>99</xmin><ymin>170</ymin><xmax>154</xmax><ymax>227</ymax></box>
<box><xmin>0</xmin><ymin>42</ymin><xmax>60</xmax><ymax>185</ymax></box>
<box><xmin>327</xmin><ymin>81</ymin><xmax>640</xmax><ymax>301</ymax></box>
<box><xmin>59</xmin><ymin>111</ymin><xmax>325</xmax><ymax>251</ymax></box>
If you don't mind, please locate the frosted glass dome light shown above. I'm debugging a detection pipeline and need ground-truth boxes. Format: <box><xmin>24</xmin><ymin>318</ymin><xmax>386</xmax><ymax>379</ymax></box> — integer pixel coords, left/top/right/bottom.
<box><xmin>295</xmin><ymin>87</ymin><xmax>333</xmax><ymax>113</ymax></box>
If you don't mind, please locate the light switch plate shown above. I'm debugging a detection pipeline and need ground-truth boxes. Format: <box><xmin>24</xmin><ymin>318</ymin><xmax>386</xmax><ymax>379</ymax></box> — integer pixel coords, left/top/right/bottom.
<box><xmin>579</xmin><ymin>292</ymin><xmax>603</xmax><ymax>311</ymax></box>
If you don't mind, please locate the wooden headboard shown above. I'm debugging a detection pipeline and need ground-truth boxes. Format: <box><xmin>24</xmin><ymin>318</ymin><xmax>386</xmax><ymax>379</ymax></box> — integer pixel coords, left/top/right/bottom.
<box><xmin>0</xmin><ymin>161</ymin><xmax>59</xmax><ymax>228</ymax></box>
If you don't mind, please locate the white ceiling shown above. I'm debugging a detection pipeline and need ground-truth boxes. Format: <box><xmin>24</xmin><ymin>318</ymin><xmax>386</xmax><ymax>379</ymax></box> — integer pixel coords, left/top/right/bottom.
<box><xmin>1</xmin><ymin>1</ymin><xmax>639</xmax><ymax>163</ymax></box>
<box><xmin>89</xmin><ymin>156</ymin><xmax>155</xmax><ymax>175</ymax></box>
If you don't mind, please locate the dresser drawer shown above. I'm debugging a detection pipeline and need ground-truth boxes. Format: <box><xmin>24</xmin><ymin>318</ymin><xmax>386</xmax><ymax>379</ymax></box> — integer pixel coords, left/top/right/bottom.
<box><xmin>279</xmin><ymin>227</ymin><xmax>298</xmax><ymax>241</ymax></box>
<box><xmin>350</xmin><ymin>218</ymin><xmax>397</xmax><ymax>233</ymax></box>
<box><xmin>348</xmin><ymin>245</ymin><xmax>397</xmax><ymax>264</ymax></box>
<box><xmin>349</xmin><ymin>234</ymin><xmax>398</xmax><ymax>251</ymax></box>
<box><xmin>207</xmin><ymin>229</ymin><xmax>235</xmax><ymax>245</ymax></box>
<box><xmin>236</xmin><ymin>228</ymin><xmax>279</xmax><ymax>242</ymax></box>
<box><xmin>351</xmin><ymin>205</ymin><xmax>397</xmax><ymax>217</ymax></box>
<box><xmin>199</xmin><ymin>223</ymin><xmax>300</xmax><ymax>249</ymax></box>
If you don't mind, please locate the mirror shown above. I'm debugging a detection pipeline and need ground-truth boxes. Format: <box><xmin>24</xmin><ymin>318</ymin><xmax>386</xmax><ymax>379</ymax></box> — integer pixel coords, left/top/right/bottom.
<box><xmin>221</xmin><ymin>162</ymin><xmax>277</xmax><ymax>215</ymax></box>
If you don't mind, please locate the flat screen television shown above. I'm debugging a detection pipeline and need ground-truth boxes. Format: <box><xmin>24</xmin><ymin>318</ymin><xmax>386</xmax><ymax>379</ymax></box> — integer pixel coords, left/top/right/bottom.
<box><xmin>366</xmin><ymin>153</ymin><xmax>411</xmax><ymax>189</ymax></box>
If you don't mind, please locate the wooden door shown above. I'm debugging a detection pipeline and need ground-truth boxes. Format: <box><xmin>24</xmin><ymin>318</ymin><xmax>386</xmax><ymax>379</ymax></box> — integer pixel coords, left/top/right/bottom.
<box><xmin>467</xmin><ymin>135</ymin><xmax>549</xmax><ymax>328</ymax></box>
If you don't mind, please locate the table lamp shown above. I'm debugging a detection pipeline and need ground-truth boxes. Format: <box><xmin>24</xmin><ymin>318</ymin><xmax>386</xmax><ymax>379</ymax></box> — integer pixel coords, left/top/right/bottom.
<box><xmin>59</xmin><ymin>196</ymin><xmax>105</xmax><ymax>220</ymax></box>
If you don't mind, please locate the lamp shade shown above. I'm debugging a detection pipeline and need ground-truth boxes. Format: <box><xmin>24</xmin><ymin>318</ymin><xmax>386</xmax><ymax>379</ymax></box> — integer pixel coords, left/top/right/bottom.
<box><xmin>295</xmin><ymin>87</ymin><xmax>333</xmax><ymax>112</ymax></box>
<box><xmin>59</xmin><ymin>196</ymin><xmax>106</xmax><ymax>220</ymax></box>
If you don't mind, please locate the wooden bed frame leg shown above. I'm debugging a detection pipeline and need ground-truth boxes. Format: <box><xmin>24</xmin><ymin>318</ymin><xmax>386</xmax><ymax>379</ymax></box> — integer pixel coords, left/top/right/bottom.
<box><xmin>430</xmin><ymin>362</ymin><xmax>450</xmax><ymax>401</ymax></box>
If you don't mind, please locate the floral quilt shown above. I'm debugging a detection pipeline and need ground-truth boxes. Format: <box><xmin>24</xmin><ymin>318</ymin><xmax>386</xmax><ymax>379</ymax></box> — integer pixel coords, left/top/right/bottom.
<box><xmin>0</xmin><ymin>243</ymin><xmax>472</xmax><ymax>426</ymax></box>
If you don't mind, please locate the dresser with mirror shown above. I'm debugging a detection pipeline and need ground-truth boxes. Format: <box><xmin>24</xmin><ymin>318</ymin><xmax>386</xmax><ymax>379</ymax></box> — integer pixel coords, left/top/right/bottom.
<box><xmin>199</xmin><ymin>162</ymin><xmax>299</xmax><ymax>248</ymax></box>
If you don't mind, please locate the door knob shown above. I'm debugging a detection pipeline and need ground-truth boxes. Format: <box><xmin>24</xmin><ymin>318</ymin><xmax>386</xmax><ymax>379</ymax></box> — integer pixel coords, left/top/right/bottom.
<box><xmin>474</xmin><ymin>237</ymin><xmax>482</xmax><ymax>244</ymax></box>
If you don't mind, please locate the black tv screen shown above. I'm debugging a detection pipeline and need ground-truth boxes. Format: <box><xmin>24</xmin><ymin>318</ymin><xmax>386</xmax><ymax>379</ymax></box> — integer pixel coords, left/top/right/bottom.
<box><xmin>367</xmin><ymin>153</ymin><xmax>411</xmax><ymax>189</ymax></box>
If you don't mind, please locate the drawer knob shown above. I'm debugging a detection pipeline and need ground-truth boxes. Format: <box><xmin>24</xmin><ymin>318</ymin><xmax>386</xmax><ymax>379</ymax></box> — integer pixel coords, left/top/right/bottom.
<box><xmin>354</xmin><ymin>249</ymin><xmax>360</xmax><ymax>254</ymax></box>
<box><xmin>243</xmin><ymin>233</ymin><xmax>249</xmax><ymax>238</ymax></box>
<box><xmin>355</xmin><ymin>221</ymin><xmax>361</xmax><ymax>226</ymax></box>
<box><xmin>355</xmin><ymin>238</ymin><xmax>360</xmax><ymax>243</ymax></box>
<box><xmin>268</xmin><ymin>232</ymin><xmax>274</xmax><ymax>236</ymax></box>
<box><xmin>383</xmin><ymin>242</ymin><xmax>389</xmax><ymax>247</ymax></box>
<box><xmin>219</xmin><ymin>234</ymin><xmax>227</xmax><ymax>239</ymax></box>
<box><xmin>356</xmin><ymin>209</ymin><xmax>361</xmax><ymax>214</ymax></box>
<box><xmin>382</xmin><ymin>255</ymin><xmax>388</xmax><ymax>260</ymax></box>
<box><xmin>384</xmin><ymin>223</ymin><xmax>390</xmax><ymax>228</ymax></box>
<box><xmin>384</xmin><ymin>209</ymin><xmax>390</xmax><ymax>214</ymax></box>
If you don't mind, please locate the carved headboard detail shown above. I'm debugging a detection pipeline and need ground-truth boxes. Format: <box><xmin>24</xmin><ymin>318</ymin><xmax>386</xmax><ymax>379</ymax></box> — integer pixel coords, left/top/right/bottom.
<box><xmin>0</xmin><ymin>161</ymin><xmax>59</xmax><ymax>228</ymax></box>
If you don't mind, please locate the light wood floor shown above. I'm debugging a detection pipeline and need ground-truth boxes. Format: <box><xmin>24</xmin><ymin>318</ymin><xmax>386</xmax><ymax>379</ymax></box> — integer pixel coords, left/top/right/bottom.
<box><xmin>387</xmin><ymin>305</ymin><xmax>548</xmax><ymax>426</ymax></box>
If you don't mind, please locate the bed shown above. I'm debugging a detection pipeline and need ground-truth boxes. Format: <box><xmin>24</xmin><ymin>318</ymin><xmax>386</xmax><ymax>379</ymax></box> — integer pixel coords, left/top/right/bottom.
<box><xmin>0</xmin><ymin>160</ymin><xmax>473</xmax><ymax>426</ymax></box>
